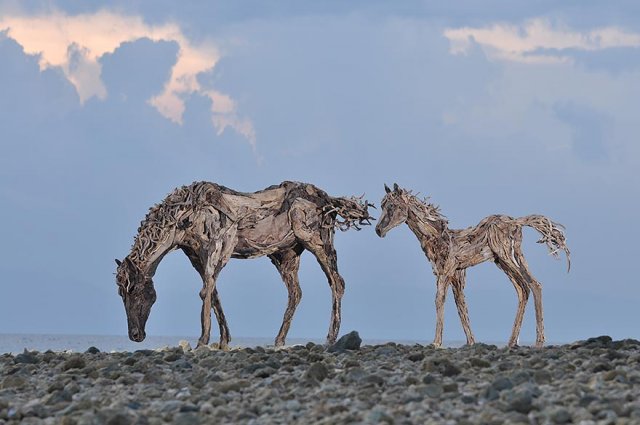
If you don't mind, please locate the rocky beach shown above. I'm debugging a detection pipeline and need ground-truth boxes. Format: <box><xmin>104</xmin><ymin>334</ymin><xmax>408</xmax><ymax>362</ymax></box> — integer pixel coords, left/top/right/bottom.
<box><xmin>1</xmin><ymin>333</ymin><xmax>639</xmax><ymax>424</ymax></box>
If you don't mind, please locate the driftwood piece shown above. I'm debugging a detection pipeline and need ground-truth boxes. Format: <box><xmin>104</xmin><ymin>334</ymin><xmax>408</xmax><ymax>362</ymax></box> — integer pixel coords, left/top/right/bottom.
<box><xmin>115</xmin><ymin>181</ymin><xmax>374</xmax><ymax>348</ymax></box>
<box><xmin>375</xmin><ymin>184</ymin><xmax>570</xmax><ymax>348</ymax></box>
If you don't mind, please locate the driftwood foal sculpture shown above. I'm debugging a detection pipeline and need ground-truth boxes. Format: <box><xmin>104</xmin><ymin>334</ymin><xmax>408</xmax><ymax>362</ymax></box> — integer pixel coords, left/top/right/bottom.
<box><xmin>116</xmin><ymin>181</ymin><xmax>373</xmax><ymax>348</ymax></box>
<box><xmin>375</xmin><ymin>184</ymin><xmax>570</xmax><ymax>348</ymax></box>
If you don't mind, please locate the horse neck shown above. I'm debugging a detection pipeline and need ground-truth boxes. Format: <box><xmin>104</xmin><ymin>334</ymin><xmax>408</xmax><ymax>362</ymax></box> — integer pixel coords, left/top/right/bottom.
<box><xmin>129</xmin><ymin>224</ymin><xmax>180</xmax><ymax>277</ymax></box>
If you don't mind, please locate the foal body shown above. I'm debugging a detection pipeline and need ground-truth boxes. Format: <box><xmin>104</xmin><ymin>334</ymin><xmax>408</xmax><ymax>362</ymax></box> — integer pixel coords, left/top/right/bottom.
<box><xmin>376</xmin><ymin>184</ymin><xmax>570</xmax><ymax>348</ymax></box>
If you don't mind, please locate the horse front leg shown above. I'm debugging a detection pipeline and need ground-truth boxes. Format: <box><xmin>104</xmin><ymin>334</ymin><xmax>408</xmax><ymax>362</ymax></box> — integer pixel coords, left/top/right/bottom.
<box><xmin>290</xmin><ymin>204</ymin><xmax>345</xmax><ymax>345</ymax></box>
<box><xmin>211</xmin><ymin>287</ymin><xmax>231</xmax><ymax>349</ymax></box>
<box><xmin>301</xmin><ymin>238</ymin><xmax>345</xmax><ymax>346</ymax></box>
<box><xmin>197</xmin><ymin>230</ymin><xmax>235</xmax><ymax>349</ymax></box>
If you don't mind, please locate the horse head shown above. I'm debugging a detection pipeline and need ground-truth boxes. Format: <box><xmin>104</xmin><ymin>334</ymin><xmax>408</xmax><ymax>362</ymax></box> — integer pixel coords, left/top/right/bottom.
<box><xmin>115</xmin><ymin>257</ymin><xmax>157</xmax><ymax>342</ymax></box>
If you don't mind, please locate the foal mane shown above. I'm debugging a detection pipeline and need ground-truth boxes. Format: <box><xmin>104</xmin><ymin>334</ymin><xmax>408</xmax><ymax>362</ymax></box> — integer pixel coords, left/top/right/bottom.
<box><xmin>403</xmin><ymin>191</ymin><xmax>448</xmax><ymax>228</ymax></box>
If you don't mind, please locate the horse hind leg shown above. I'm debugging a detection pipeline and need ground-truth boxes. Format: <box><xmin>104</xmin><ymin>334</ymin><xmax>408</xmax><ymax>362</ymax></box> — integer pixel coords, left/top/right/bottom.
<box><xmin>269</xmin><ymin>247</ymin><xmax>303</xmax><ymax>347</ymax></box>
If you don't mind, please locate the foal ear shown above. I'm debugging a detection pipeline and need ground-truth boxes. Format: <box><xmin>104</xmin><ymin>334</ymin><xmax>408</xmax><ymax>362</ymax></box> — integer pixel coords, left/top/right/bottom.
<box><xmin>384</xmin><ymin>184</ymin><xmax>391</xmax><ymax>194</ymax></box>
<box><xmin>393</xmin><ymin>183</ymin><xmax>400</xmax><ymax>192</ymax></box>
<box><xmin>115</xmin><ymin>259</ymin><xmax>122</xmax><ymax>266</ymax></box>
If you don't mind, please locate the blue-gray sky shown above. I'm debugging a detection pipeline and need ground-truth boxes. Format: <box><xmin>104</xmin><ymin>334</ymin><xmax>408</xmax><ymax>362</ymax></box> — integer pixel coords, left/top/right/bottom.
<box><xmin>1</xmin><ymin>1</ymin><xmax>639</xmax><ymax>344</ymax></box>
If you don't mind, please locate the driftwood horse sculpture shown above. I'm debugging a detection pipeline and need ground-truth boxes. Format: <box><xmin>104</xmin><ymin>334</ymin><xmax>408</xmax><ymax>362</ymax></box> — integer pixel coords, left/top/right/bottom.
<box><xmin>116</xmin><ymin>181</ymin><xmax>373</xmax><ymax>348</ymax></box>
<box><xmin>375</xmin><ymin>184</ymin><xmax>570</xmax><ymax>348</ymax></box>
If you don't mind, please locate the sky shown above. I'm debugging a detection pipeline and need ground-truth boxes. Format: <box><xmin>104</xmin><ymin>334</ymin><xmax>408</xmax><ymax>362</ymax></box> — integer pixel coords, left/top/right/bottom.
<box><xmin>1</xmin><ymin>0</ymin><xmax>639</xmax><ymax>345</ymax></box>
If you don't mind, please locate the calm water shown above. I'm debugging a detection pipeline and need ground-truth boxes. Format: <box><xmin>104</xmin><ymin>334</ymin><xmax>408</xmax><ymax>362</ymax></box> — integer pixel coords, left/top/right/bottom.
<box><xmin>0</xmin><ymin>334</ymin><xmax>449</xmax><ymax>354</ymax></box>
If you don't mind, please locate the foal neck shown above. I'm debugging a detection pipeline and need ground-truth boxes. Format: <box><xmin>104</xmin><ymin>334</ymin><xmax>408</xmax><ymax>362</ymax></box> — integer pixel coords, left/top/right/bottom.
<box><xmin>405</xmin><ymin>197</ymin><xmax>449</xmax><ymax>240</ymax></box>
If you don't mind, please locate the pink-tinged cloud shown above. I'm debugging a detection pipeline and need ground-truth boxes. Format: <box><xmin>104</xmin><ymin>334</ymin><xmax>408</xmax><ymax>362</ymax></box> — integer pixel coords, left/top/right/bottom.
<box><xmin>0</xmin><ymin>9</ymin><xmax>256</xmax><ymax>148</ymax></box>
<box><xmin>444</xmin><ymin>19</ymin><xmax>640</xmax><ymax>64</ymax></box>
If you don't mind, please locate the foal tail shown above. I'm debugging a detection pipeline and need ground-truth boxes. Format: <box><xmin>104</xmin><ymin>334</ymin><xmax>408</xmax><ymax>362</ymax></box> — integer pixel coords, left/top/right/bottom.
<box><xmin>522</xmin><ymin>215</ymin><xmax>571</xmax><ymax>272</ymax></box>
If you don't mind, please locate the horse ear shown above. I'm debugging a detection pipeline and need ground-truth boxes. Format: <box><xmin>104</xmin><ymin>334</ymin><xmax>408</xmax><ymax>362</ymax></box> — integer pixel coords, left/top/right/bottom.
<box><xmin>384</xmin><ymin>184</ymin><xmax>391</xmax><ymax>194</ymax></box>
<box><xmin>393</xmin><ymin>183</ymin><xmax>400</xmax><ymax>192</ymax></box>
<box><xmin>115</xmin><ymin>259</ymin><xmax>122</xmax><ymax>266</ymax></box>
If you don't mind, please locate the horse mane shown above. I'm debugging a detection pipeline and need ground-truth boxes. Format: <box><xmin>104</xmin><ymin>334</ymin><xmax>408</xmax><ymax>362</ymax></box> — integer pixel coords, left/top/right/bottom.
<box><xmin>128</xmin><ymin>182</ymin><xmax>209</xmax><ymax>266</ymax></box>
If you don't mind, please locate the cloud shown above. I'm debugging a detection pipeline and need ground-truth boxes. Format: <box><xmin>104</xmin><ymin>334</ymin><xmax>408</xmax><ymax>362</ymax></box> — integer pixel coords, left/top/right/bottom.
<box><xmin>444</xmin><ymin>18</ymin><xmax>640</xmax><ymax>64</ymax></box>
<box><xmin>0</xmin><ymin>9</ymin><xmax>255</xmax><ymax>147</ymax></box>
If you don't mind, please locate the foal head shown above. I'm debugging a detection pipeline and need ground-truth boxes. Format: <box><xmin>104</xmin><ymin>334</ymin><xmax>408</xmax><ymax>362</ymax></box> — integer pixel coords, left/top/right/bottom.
<box><xmin>376</xmin><ymin>183</ymin><xmax>445</xmax><ymax>237</ymax></box>
<box><xmin>115</xmin><ymin>258</ymin><xmax>157</xmax><ymax>342</ymax></box>
<box><xmin>376</xmin><ymin>183</ymin><xmax>411</xmax><ymax>237</ymax></box>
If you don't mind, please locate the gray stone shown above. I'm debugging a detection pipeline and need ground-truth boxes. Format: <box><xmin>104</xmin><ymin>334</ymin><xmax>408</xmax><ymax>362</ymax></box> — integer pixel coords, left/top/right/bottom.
<box><xmin>469</xmin><ymin>357</ymin><xmax>490</xmax><ymax>368</ymax></box>
<box><xmin>305</xmin><ymin>362</ymin><xmax>329</xmax><ymax>381</ymax></box>
<box><xmin>2</xmin><ymin>375</ymin><xmax>26</xmax><ymax>389</ymax></box>
<box><xmin>172</xmin><ymin>412</ymin><xmax>200</xmax><ymax>425</ymax></box>
<box><xmin>510</xmin><ymin>369</ymin><xmax>532</xmax><ymax>385</ymax></box>
<box><xmin>423</xmin><ymin>384</ymin><xmax>444</xmax><ymax>398</ymax></box>
<box><xmin>422</xmin><ymin>373</ymin><xmax>437</xmax><ymax>384</ymax></box>
<box><xmin>20</xmin><ymin>399</ymin><xmax>50</xmax><ymax>418</ymax></box>
<box><xmin>407</xmin><ymin>352</ymin><xmax>425</xmax><ymax>362</ymax></box>
<box><xmin>45</xmin><ymin>390</ymin><xmax>72</xmax><ymax>406</ymax></box>
<box><xmin>533</xmin><ymin>369</ymin><xmax>552</xmax><ymax>384</ymax></box>
<box><xmin>549</xmin><ymin>407</ymin><xmax>572</xmax><ymax>424</ymax></box>
<box><xmin>363</xmin><ymin>374</ymin><xmax>384</xmax><ymax>386</ymax></box>
<box><xmin>62</xmin><ymin>356</ymin><xmax>86</xmax><ymax>371</ymax></box>
<box><xmin>502</xmin><ymin>389</ymin><xmax>534</xmax><ymax>414</ymax></box>
<box><xmin>104</xmin><ymin>411</ymin><xmax>135</xmax><ymax>425</ymax></box>
<box><xmin>491</xmin><ymin>376</ymin><xmax>514</xmax><ymax>391</ymax></box>
<box><xmin>218</xmin><ymin>379</ymin><xmax>250</xmax><ymax>393</ymax></box>
<box><xmin>367</xmin><ymin>409</ymin><xmax>394</xmax><ymax>423</ymax></box>
<box><xmin>163</xmin><ymin>352</ymin><xmax>182</xmax><ymax>362</ymax></box>
<box><xmin>328</xmin><ymin>331</ymin><xmax>362</xmax><ymax>352</ymax></box>
<box><xmin>254</xmin><ymin>366</ymin><xmax>276</xmax><ymax>378</ymax></box>
<box><xmin>374</xmin><ymin>346</ymin><xmax>397</xmax><ymax>356</ymax></box>
<box><xmin>14</xmin><ymin>350</ymin><xmax>39</xmax><ymax>364</ymax></box>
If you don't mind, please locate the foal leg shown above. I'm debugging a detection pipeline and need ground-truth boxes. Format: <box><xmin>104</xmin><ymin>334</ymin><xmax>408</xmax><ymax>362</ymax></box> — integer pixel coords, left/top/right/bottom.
<box><xmin>451</xmin><ymin>270</ymin><xmax>475</xmax><ymax>345</ymax></box>
<box><xmin>496</xmin><ymin>259</ymin><xmax>530</xmax><ymax>347</ymax></box>
<box><xmin>433</xmin><ymin>277</ymin><xmax>449</xmax><ymax>348</ymax></box>
<box><xmin>269</xmin><ymin>246</ymin><xmax>303</xmax><ymax>347</ymax></box>
<box><xmin>515</xmin><ymin>249</ymin><xmax>546</xmax><ymax>348</ymax></box>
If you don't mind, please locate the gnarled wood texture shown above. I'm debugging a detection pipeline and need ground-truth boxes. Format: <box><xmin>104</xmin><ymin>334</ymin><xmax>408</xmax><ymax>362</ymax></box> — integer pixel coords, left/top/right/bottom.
<box><xmin>116</xmin><ymin>181</ymin><xmax>373</xmax><ymax>348</ymax></box>
<box><xmin>375</xmin><ymin>184</ymin><xmax>570</xmax><ymax>348</ymax></box>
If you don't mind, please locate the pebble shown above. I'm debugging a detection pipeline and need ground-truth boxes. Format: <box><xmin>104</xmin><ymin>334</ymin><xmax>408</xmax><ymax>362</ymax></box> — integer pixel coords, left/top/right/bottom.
<box><xmin>1</xmin><ymin>335</ymin><xmax>639</xmax><ymax>423</ymax></box>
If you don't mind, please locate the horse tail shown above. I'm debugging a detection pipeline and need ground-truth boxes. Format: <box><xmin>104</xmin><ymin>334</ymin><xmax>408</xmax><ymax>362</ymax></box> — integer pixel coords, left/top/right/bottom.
<box><xmin>521</xmin><ymin>215</ymin><xmax>571</xmax><ymax>272</ymax></box>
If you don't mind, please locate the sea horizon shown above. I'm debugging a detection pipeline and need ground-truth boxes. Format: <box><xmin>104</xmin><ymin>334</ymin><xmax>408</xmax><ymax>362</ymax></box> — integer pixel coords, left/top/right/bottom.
<box><xmin>0</xmin><ymin>332</ymin><xmax>569</xmax><ymax>354</ymax></box>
